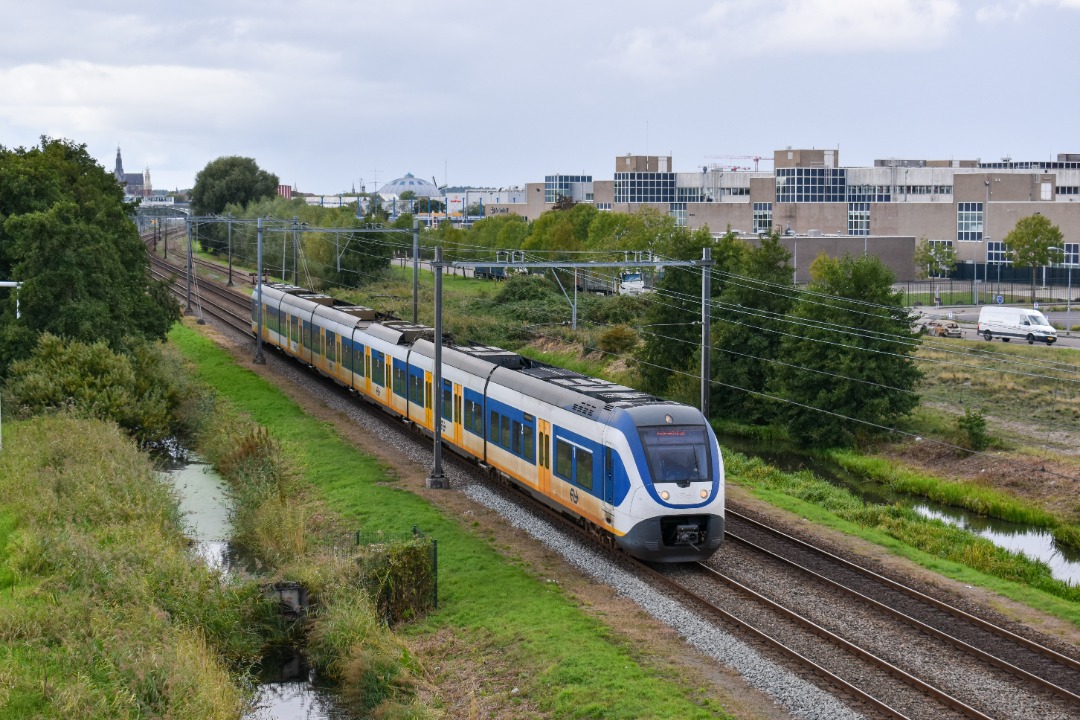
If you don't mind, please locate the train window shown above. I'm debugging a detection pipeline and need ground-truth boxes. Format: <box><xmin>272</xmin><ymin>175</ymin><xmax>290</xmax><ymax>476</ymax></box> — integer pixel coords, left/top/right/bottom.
<box><xmin>555</xmin><ymin>440</ymin><xmax>573</xmax><ymax>480</ymax></box>
<box><xmin>393</xmin><ymin>365</ymin><xmax>407</xmax><ymax>398</ymax></box>
<box><xmin>489</xmin><ymin>411</ymin><xmax>500</xmax><ymax>445</ymax></box>
<box><xmin>577</xmin><ymin>449</ymin><xmax>593</xmax><ymax>491</ymax></box>
<box><xmin>355</xmin><ymin>344</ymin><xmax>365</xmax><ymax>376</ymax></box>
<box><xmin>426</xmin><ymin>380</ymin><xmax>432</xmax><ymax>410</ymax></box>
<box><xmin>472</xmin><ymin>402</ymin><xmax>483</xmax><ymax>435</ymax></box>
<box><xmin>523</xmin><ymin>426</ymin><xmax>535</xmax><ymax>463</ymax></box>
<box><xmin>501</xmin><ymin>416</ymin><xmax>511</xmax><ymax>450</ymax></box>
<box><xmin>639</xmin><ymin>426</ymin><xmax>710</xmax><ymax>485</ymax></box>
<box><xmin>325</xmin><ymin>328</ymin><xmax>335</xmax><ymax>358</ymax></box>
<box><xmin>371</xmin><ymin>354</ymin><xmax>383</xmax><ymax>385</ymax></box>
<box><xmin>512</xmin><ymin>420</ymin><xmax>522</xmax><ymax>455</ymax></box>
<box><xmin>442</xmin><ymin>383</ymin><xmax>453</xmax><ymax>420</ymax></box>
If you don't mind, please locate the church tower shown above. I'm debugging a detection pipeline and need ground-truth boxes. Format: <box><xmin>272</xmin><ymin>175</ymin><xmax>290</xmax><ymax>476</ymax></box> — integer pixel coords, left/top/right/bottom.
<box><xmin>114</xmin><ymin>146</ymin><xmax>124</xmax><ymax>182</ymax></box>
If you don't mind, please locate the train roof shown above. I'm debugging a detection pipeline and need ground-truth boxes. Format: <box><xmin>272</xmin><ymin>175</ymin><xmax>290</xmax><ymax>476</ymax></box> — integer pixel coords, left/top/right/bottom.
<box><xmin>454</xmin><ymin>344</ymin><xmax>662</xmax><ymax>411</ymax></box>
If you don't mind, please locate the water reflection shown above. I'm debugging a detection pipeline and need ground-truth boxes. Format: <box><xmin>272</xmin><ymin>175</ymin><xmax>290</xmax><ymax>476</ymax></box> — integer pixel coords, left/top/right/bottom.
<box><xmin>244</xmin><ymin>648</ymin><xmax>352</xmax><ymax>720</ymax></box>
<box><xmin>164</xmin><ymin>459</ymin><xmax>234</xmax><ymax>573</ymax></box>
<box><xmin>160</xmin><ymin>454</ymin><xmax>353</xmax><ymax>719</ymax></box>
<box><xmin>718</xmin><ymin>435</ymin><xmax>1080</xmax><ymax>586</ymax></box>
<box><xmin>914</xmin><ymin>504</ymin><xmax>1080</xmax><ymax>585</ymax></box>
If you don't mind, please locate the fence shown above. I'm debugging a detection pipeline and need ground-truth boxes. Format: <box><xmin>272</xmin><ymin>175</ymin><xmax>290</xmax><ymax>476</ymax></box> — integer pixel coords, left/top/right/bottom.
<box><xmin>898</xmin><ymin>279</ymin><xmax>1079</xmax><ymax>307</ymax></box>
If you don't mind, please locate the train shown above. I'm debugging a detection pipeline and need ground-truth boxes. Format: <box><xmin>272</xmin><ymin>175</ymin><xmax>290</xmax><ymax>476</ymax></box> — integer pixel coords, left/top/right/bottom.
<box><xmin>251</xmin><ymin>283</ymin><xmax>725</xmax><ymax>562</ymax></box>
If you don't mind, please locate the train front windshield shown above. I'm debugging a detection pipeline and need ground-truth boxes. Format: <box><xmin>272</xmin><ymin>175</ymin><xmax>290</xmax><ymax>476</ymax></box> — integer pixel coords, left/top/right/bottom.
<box><xmin>639</xmin><ymin>426</ymin><xmax>711</xmax><ymax>485</ymax></box>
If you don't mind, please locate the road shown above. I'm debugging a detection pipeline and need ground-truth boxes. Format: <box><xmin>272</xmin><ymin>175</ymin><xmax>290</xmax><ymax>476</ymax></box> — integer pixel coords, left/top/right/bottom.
<box><xmin>916</xmin><ymin>305</ymin><xmax>1080</xmax><ymax>349</ymax></box>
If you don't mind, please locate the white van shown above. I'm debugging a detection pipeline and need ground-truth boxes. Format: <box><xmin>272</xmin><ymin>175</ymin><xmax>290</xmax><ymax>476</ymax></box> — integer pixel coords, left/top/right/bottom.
<box><xmin>977</xmin><ymin>306</ymin><xmax>1057</xmax><ymax>345</ymax></box>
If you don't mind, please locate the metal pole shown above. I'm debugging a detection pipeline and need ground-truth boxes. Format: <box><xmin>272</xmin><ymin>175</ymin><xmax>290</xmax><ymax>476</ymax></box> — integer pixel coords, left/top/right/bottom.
<box><xmin>700</xmin><ymin>247</ymin><xmax>713</xmax><ymax>418</ymax></box>
<box><xmin>282</xmin><ymin>226</ymin><xmax>287</xmax><ymax>283</ymax></box>
<box><xmin>254</xmin><ymin>218</ymin><xmax>266</xmax><ymax>365</ymax></box>
<box><xmin>227</xmin><ymin>213</ymin><xmax>234</xmax><ymax>286</ymax></box>
<box><xmin>572</xmin><ymin>269</ymin><xmax>578</xmax><ymax>330</ymax></box>
<box><xmin>1067</xmin><ymin>264</ymin><xmax>1073</xmax><ymax>334</ymax></box>
<box><xmin>412</xmin><ymin>219</ymin><xmax>420</xmax><ymax>324</ymax></box>
<box><xmin>185</xmin><ymin>217</ymin><xmax>194</xmax><ymax>314</ymax></box>
<box><xmin>427</xmin><ymin>246</ymin><xmax>446</xmax><ymax>489</ymax></box>
<box><xmin>292</xmin><ymin>217</ymin><xmax>299</xmax><ymax>285</ymax></box>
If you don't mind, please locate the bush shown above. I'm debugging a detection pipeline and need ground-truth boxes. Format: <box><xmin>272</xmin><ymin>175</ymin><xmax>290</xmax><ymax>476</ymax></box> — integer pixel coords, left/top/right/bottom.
<box><xmin>956</xmin><ymin>407</ymin><xmax>991</xmax><ymax>451</ymax></box>
<box><xmin>494</xmin><ymin>273</ymin><xmax>559</xmax><ymax>303</ymax></box>
<box><xmin>3</xmin><ymin>334</ymin><xmax>194</xmax><ymax>444</ymax></box>
<box><xmin>596</xmin><ymin>325</ymin><xmax>639</xmax><ymax>356</ymax></box>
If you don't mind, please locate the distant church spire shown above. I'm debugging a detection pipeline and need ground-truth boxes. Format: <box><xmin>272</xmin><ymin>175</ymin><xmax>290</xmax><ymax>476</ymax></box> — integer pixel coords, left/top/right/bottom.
<box><xmin>114</xmin><ymin>146</ymin><xmax>124</xmax><ymax>181</ymax></box>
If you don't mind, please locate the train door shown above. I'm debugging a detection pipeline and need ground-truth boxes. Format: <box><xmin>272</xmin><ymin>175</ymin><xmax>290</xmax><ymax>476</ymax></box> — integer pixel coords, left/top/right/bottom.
<box><xmin>452</xmin><ymin>384</ymin><xmax>463</xmax><ymax>446</ymax></box>
<box><xmin>290</xmin><ymin>315</ymin><xmax>299</xmax><ymax>353</ymax></box>
<box><xmin>424</xmin><ymin>372</ymin><xmax>433</xmax><ymax>430</ymax></box>
<box><xmin>602</xmin><ymin>447</ymin><xmax>615</xmax><ymax>526</ymax></box>
<box><xmin>364</xmin><ymin>350</ymin><xmax>371</xmax><ymax>396</ymax></box>
<box><xmin>537</xmin><ymin>419</ymin><xmax>552</xmax><ymax>496</ymax></box>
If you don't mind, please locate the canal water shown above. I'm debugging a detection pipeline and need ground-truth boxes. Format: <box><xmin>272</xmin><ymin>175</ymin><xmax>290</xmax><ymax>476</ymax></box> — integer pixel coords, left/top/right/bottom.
<box><xmin>160</xmin><ymin>455</ymin><xmax>351</xmax><ymax>719</ymax></box>
<box><xmin>718</xmin><ymin>436</ymin><xmax>1080</xmax><ymax>585</ymax></box>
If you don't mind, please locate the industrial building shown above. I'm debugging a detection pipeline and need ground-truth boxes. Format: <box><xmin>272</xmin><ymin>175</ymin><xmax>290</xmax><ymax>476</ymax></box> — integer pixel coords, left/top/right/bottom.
<box><xmin>488</xmin><ymin>149</ymin><xmax>1080</xmax><ymax>284</ymax></box>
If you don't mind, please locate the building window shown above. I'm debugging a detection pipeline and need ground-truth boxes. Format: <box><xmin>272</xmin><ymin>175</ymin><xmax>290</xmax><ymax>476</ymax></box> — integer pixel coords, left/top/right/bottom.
<box><xmin>614</xmin><ymin>172</ymin><xmax>676</xmax><ymax>203</ymax></box>
<box><xmin>848</xmin><ymin>203</ymin><xmax>870</xmax><ymax>236</ymax></box>
<box><xmin>776</xmin><ymin>168</ymin><xmax>848</xmax><ymax>203</ymax></box>
<box><xmin>1065</xmin><ymin>242</ymin><xmax>1079</xmax><ymax>266</ymax></box>
<box><xmin>986</xmin><ymin>241</ymin><xmax>1011</xmax><ymax>265</ymax></box>
<box><xmin>669</xmin><ymin>202</ymin><xmax>686</xmax><ymax>227</ymax></box>
<box><xmin>1057</xmin><ymin>186</ymin><xmax>1080</xmax><ymax>196</ymax></box>
<box><xmin>927</xmin><ymin>240</ymin><xmax>954</xmax><ymax>277</ymax></box>
<box><xmin>545</xmin><ymin>174</ymin><xmax>592</xmax><ymax>204</ymax></box>
<box><xmin>753</xmin><ymin>202</ymin><xmax>773</xmax><ymax>234</ymax></box>
<box><xmin>957</xmin><ymin>202</ymin><xmax>983</xmax><ymax>242</ymax></box>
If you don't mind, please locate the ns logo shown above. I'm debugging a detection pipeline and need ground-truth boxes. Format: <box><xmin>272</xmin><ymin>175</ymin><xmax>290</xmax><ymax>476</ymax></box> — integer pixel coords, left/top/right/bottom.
<box><xmin>569</xmin><ymin>487</ymin><xmax>580</xmax><ymax>504</ymax></box>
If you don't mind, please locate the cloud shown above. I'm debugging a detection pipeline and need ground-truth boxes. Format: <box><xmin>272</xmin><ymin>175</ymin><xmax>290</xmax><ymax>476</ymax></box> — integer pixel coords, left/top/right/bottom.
<box><xmin>600</xmin><ymin>0</ymin><xmax>961</xmax><ymax>78</ymax></box>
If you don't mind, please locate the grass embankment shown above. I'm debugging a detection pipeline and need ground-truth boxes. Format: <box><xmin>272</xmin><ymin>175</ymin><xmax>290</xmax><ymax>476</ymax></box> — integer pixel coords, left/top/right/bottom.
<box><xmin>0</xmin><ymin>415</ymin><xmax>278</xmax><ymax>719</ymax></box>
<box><xmin>726</xmin><ymin>451</ymin><xmax>1080</xmax><ymax>625</ymax></box>
<box><xmin>170</xmin><ymin>323</ymin><xmax>735</xmax><ymax>719</ymax></box>
<box><xmin>824</xmin><ymin>450</ymin><xmax>1080</xmax><ymax>550</ymax></box>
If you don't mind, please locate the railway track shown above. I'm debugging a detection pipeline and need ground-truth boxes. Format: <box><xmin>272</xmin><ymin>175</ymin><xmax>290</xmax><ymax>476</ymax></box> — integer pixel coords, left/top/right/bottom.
<box><xmin>150</xmin><ymin>250</ymin><xmax>1080</xmax><ymax>719</ymax></box>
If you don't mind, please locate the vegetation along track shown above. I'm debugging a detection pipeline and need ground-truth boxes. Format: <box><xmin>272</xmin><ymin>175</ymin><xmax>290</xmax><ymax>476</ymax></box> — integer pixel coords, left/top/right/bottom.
<box><xmin>149</xmin><ymin>246</ymin><xmax>1080</xmax><ymax>720</ymax></box>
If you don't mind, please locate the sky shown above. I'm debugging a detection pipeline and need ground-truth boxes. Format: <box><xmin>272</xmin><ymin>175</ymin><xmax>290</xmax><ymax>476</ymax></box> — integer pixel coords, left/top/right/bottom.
<box><xmin>2</xmin><ymin>1</ymin><xmax>1079</xmax><ymax>194</ymax></box>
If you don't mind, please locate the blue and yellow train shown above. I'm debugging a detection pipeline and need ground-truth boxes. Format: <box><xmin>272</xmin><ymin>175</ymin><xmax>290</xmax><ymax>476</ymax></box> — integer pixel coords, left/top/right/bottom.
<box><xmin>252</xmin><ymin>283</ymin><xmax>724</xmax><ymax>562</ymax></box>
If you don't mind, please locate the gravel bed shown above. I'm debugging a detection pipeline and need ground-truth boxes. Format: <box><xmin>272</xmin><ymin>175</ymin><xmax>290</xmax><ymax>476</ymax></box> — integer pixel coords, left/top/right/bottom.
<box><xmin>254</xmin><ymin>348</ymin><xmax>865</xmax><ymax>719</ymax></box>
<box><xmin>712</xmin><ymin>543</ymin><xmax>1077</xmax><ymax>720</ymax></box>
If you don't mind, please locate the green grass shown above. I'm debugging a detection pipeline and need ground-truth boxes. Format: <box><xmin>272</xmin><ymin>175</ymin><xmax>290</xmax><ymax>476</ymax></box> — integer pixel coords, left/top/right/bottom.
<box><xmin>169</xmin><ymin>323</ymin><xmax>734</xmax><ymax>719</ymax></box>
<box><xmin>0</xmin><ymin>415</ymin><xmax>278</xmax><ymax>719</ymax></box>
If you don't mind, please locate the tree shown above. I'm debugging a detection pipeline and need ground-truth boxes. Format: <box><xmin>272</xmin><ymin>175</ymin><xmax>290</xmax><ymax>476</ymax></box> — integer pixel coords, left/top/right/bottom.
<box><xmin>710</xmin><ymin>230</ymin><xmax>794</xmax><ymax>424</ymax></box>
<box><xmin>552</xmin><ymin>194</ymin><xmax>576</xmax><ymax>211</ymax></box>
<box><xmin>636</xmin><ymin>227</ymin><xmax>742</xmax><ymax>399</ymax></box>
<box><xmin>191</xmin><ymin>157</ymin><xmax>279</xmax><ymax>252</ymax></box>
<box><xmin>0</xmin><ymin>138</ymin><xmax>180</xmax><ymax>373</ymax></box>
<box><xmin>1003</xmin><ymin>214</ymin><xmax>1063</xmax><ymax>302</ymax></box>
<box><xmin>912</xmin><ymin>238</ymin><xmax>956</xmax><ymax>279</ymax></box>
<box><xmin>912</xmin><ymin>237</ymin><xmax>957</xmax><ymax>305</ymax></box>
<box><xmin>767</xmin><ymin>253</ymin><xmax>921</xmax><ymax>448</ymax></box>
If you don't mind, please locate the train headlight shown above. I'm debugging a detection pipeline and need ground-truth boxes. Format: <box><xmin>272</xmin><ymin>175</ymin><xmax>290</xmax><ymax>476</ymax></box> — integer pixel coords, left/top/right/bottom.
<box><xmin>700</xmin><ymin>489</ymin><xmax>708</xmax><ymax>499</ymax></box>
<box><xmin>660</xmin><ymin>490</ymin><xmax>670</xmax><ymax>501</ymax></box>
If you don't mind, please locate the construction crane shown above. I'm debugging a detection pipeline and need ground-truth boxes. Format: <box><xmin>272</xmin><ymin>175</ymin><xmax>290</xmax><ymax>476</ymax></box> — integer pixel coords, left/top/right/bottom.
<box><xmin>705</xmin><ymin>155</ymin><xmax>771</xmax><ymax>171</ymax></box>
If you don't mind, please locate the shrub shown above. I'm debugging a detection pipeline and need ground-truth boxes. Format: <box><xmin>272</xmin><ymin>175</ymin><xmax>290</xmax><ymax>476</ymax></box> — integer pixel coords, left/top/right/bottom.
<box><xmin>596</xmin><ymin>325</ymin><xmax>639</xmax><ymax>356</ymax></box>
<box><xmin>956</xmin><ymin>407</ymin><xmax>991</xmax><ymax>451</ymax></box>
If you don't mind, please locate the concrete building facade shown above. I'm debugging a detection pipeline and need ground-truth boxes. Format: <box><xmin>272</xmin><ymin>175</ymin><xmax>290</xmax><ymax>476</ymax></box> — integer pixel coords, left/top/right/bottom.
<box><xmin>486</xmin><ymin>148</ymin><xmax>1080</xmax><ymax>283</ymax></box>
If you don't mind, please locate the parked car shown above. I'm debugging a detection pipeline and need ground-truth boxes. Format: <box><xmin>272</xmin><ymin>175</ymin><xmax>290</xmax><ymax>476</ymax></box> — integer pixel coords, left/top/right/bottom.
<box><xmin>922</xmin><ymin>319</ymin><xmax>962</xmax><ymax>338</ymax></box>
